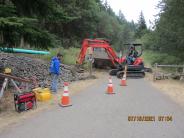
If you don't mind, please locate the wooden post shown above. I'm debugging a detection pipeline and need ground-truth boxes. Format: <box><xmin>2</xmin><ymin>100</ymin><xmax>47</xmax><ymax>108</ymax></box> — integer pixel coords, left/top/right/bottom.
<box><xmin>153</xmin><ymin>63</ymin><xmax>158</xmax><ymax>81</ymax></box>
<box><xmin>0</xmin><ymin>73</ymin><xmax>31</xmax><ymax>83</ymax></box>
<box><xmin>124</xmin><ymin>64</ymin><xmax>128</xmax><ymax>77</ymax></box>
<box><xmin>181</xmin><ymin>65</ymin><xmax>184</xmax><ymax>80</ymax></box>
<box><xmin>87</xmin><ymin>46</ymin><xmax>93</xmax><ymax>77</ymax></box>
<box><xmin>89</xmin><ymin>62</ymin><xmax>92</xmax><ymax>76</ymax></box>
<box><xmin>88</xmin><ymin>54</ymin><xmax>93</xmax><ymax>77</ymax></box>
<box><xmin>175</xmin><ymin>67</ymin><xmax>178</xmax><ymax>74</ymax></box>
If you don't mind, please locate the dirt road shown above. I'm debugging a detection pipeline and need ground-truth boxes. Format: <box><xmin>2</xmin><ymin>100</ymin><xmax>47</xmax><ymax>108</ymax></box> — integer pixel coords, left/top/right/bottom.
<box><xmin>0</xmin><ymin>76</ymin><xmax>184</xmax><ymax>138</ymax></box>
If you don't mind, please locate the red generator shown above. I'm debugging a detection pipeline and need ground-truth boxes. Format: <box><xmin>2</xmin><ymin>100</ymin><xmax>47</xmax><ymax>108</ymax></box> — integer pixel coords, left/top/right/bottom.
<box><xmin>14</xmin><ymin>92</ymin><xmax>36</xmax><ymax>112</ymax></box>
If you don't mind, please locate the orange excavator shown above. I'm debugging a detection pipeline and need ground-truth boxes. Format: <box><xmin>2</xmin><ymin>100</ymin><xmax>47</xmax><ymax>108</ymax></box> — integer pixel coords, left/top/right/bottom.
<box><xmin>76</xmin><ymin>38</ymin><xmax>151</xmax><ymax>78</ymax></box>
<box><xmin>76</xmin><ymin>38</ymin><xmax>124</xmax><ymax>67</ymax></box>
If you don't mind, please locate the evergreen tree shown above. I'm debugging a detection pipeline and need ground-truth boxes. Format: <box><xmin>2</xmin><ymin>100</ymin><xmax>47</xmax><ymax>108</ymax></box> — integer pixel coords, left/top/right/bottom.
<box><xmin>155</xmin><ymin>0</ymin><xmax>184</xmax><ymax>52</ymax></box>
<box><xmin>117</xmin><ymin>10</ymin><xmax>126</xmax><ymax>24</ymax></box>
<box><xmin>141</xmin><ymin>0</ymin><xmax>184</xmax><ymax>64</ymax></box>
<box><xmin>135</xmin><ymin>11</ymin><xmax>147</xmax><ymax>38</ymax></box>
<box><xmin>0</xmin><ymin>0</ymin><xmax>136</xmax><ymax>50</ymax></box>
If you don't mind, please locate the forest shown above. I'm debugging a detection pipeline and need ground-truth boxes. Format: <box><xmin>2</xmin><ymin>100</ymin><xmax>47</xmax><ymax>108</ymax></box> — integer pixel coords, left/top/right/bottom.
<box><xmin>0</xmin><ymin>0</ymin><xmax>184</xmax><ymax>64</ymax></box>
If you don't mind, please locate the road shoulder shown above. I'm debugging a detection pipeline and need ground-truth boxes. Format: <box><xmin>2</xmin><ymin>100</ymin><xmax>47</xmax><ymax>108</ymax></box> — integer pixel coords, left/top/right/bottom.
<box><xmin>145</xmin><ymin>73</ymin><xmax>184</xmax><ymax>108</ymax></box>
<box><xmin>0</xmin><ymin>70</ymin><xmax>107</xmax><ymax>132</ymax></box>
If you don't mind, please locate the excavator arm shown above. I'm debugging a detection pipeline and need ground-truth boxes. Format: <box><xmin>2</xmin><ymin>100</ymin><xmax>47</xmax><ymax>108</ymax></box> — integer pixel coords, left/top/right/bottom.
<box><xmin>76</xmin><ymin>39</ymin><xmax>121</xmax><ymax>66</ymax></box>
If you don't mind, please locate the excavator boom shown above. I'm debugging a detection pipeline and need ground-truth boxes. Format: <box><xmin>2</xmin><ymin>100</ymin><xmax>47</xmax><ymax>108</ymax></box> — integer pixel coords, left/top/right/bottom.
<box><xmin>77</xmin><ymin>39</ymin><xmax>122</xmax><ymax>66</ymax></box>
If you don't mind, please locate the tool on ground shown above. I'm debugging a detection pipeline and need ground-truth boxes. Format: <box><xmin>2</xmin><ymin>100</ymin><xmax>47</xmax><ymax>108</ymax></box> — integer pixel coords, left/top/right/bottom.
<box><xmin>59</xmin><ymin>82</ymin><xmax>72</xmax><ymax>107</ymax></box>
<box><xmin>120</xmin><ymin>65</ymin><xmax>127</xmax><ymax>86</ymax></box>
<box><xmin>106</xmin><ymin>76</ymin><xmax>115</xmax><ymax>94</ymax></box>
<box><xmin>14</xmin><ymin>92</ymin><xmax>36</xmax><ymax>112</ymax></box>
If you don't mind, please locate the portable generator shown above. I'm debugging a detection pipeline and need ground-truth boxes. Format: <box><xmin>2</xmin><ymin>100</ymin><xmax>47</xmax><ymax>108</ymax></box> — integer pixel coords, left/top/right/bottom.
<box><xmin>14</xmin><ymin>92</ymin><xmax>36</xmax><ymax>112</ymax></box>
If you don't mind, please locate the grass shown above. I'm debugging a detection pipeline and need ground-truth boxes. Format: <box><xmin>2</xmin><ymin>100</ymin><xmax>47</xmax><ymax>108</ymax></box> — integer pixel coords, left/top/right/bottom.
<box><xmin>62</xmin><ymin>47</ymin><xmax>80</xmax><ymax>65</ymax></box>
<box><xmin>40</xmin><ymin>47</ymin><xmax>80</xmax><ymax>65</ymax></box>
<box><xmin>143</xmin><ymin>50</ymin><xmax>183</xmax><ymax>73</ymax></box>
<box><xmin>13</xmin><ymin>47</ymin><xmax>88</xmax><ymax>68</ymax></box>
<box><xmin>143</xmin><ymin>50</ymin><xmax>181</xmax><ymax>66</ymax></box>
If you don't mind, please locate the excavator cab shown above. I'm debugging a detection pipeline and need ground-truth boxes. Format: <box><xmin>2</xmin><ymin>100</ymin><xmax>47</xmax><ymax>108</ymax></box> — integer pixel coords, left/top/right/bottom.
<box><xmin>126</xmin><ymin>44</ymin><xmax>142</xmax><ymax>56</ymax></box>
<box><xmin>109</xmin><ymin>43</ymin><xmax>146</xmax><ymax>78</ymax></box>
<box><xmin>125</xmin><ymin>43</ymin><xmax>143</xmax><ymax>65</ymax></box>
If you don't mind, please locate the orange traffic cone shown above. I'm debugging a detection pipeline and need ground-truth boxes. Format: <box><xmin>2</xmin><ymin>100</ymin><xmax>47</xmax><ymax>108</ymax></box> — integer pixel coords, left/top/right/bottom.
<box><xmin>59</xmin><ymin>82</ymin><xmax>72</xmax><ymax>107</ymax></box>
<box><xmin>120</xmin><ymin>74</ymin><xmax>127</xmax><ymax>86</ymax></box>
<box><xmin>106</xmin><ymin>76</ymin><xmax>115</xmax><ymax>94</ymax></box>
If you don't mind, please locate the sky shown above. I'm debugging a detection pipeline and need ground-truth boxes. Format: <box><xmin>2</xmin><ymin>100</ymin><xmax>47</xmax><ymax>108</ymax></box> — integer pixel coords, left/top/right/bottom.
<box><xmin>107</xmin><ymin>0</ymin><xmax>160</xmax><ymax>27</ymax></box>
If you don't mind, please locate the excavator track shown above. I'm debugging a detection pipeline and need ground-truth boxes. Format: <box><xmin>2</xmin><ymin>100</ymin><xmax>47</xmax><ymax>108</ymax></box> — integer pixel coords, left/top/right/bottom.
<box><xmin>116</xmin><ymin>71</ymin><xmax>145</xmax><ymax>78</ymax></box>
<box><xmin>109</xmin><ymin>69</ymin><xmax>120</xmax><ymax>76</ymax></box>
<box><xmin>109</xmin><ymin>64</ymin><xmax>146</xmax><ymax>77</ymax></box>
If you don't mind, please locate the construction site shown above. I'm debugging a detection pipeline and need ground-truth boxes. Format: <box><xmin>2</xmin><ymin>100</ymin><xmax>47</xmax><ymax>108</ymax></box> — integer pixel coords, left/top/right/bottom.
<box><xmin>0</xmin><ymin>38</ymin><xmax>184</xmax><ymax>138</ymax></box>
<box><xmin>0</xmin><ymin>0</ymin><xmax>184</xmax><ymax>137</ymax></box>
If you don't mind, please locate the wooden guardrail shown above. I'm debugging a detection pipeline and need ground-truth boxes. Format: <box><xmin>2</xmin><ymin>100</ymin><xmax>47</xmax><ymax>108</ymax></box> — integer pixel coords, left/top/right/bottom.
<box><xmin>0</xmin><ymin>73</ymin><xmax>32</xmax><ymax>83</ymax></box>
<box><xmin>153</xmin><ymin>63</ymin><xmax>184</xmax><ymax>81</ymax></box>
<box><xmin>0</xmin><ymin>73</ymin><xmax>32</xmax><ymax>99</ymax></box>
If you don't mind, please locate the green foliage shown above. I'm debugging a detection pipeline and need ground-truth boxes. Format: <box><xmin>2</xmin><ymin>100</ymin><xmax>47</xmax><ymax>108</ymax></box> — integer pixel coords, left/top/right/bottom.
<box><xmin>117</xmin><ymin>10</ymin><xmax>126</xmax><ymax>23</ymax></box>
<box><xmin>135</xmin><ymin>11</ymin><xmax>147</xmax><ymax>38</ymax></box>
<box><xmin>11</xmin><ymin>0</ymin><xmax>66</xmax><ymax>20</ymax></box>
<box><xmin>141</xmin><ymin>0</ymin><xmax>184</xmax><ymax>64</ymax></box>
<box><xmin>156</xmin><ymin>0</ymin><xmax>184</xmax><ymax>52</ymax></box>
<box><xmin>0</xmin><ymin>17</ymin><xmax>23</xmax><ymax>27</ymax></box>
<box><xmin>0</xmin><ymin>0</ymin><xmax>71</xmax><ymax>49</ymax></box>
<box><xmin>0</xmin><ymin>0</ymin><xmax>136</xmax><ymax>51</ymax></box>
<box><xmin>42</xmin><ymin>47</ymin><xmax>80</xmax><ymax>65</ymax></box>
<box><xmin>39</xmin><ymin>48</ymin><xmax>62</xmax><ymax>61</ymax></box>
<box><xmin>62</xmin><ymin>47</ymin><xmax>80</xmax><ymax>65</ymax></box>
<box><xmin>0</xmin><ymin>16</ymin><xmax>56</xmax><ymax>48</ymax></box>
<box><xmin>0</xmin><ymin>4</ymin><xmax>16</xmax><ymax>17</ymax></box>
<box><xmin>96</xmin><ymin>5</ymin><xmax>135</xmax><ymax>51</ymax></box>
<box><xmin>143</xmin><ymin>50</ymin><xmax>181</xmax><ymax>65</ymax></box>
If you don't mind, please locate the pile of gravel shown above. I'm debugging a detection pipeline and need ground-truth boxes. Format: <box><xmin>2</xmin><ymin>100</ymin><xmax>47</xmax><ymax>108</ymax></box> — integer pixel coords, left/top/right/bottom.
<box><xmin>0</xmin><ymin>53</ymin><xmax>86</xmax><ymax>88</ymax></box>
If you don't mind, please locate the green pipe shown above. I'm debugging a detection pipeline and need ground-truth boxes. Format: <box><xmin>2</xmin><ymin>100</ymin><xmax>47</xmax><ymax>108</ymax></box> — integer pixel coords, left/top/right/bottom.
<box><xmin>0</xmin><ymin>47</ymin><xmax>50</xmax><ymax>55</ymax></box>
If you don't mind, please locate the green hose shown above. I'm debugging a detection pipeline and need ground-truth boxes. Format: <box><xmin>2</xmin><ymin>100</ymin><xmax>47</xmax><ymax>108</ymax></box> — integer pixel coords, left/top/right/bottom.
<box><xmin>0</xmin><ymin>47</ymin><xmax>50</xmax><ymax>55</ymax></box>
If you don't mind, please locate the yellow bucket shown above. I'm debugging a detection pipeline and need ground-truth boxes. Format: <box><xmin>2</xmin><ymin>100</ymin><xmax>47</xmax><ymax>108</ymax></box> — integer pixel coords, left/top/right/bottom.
<box><xmin>33</xmin><ymin>88</ymin><xmax>52</xmax><ymax>102</ymax></box>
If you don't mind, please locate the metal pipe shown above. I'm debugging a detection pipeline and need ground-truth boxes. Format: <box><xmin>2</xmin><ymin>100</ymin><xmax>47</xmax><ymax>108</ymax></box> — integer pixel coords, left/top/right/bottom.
<box><xmin>157</xmin><ymin>64</ymin><xmax>184</xmax><ymax>68</ymax></box>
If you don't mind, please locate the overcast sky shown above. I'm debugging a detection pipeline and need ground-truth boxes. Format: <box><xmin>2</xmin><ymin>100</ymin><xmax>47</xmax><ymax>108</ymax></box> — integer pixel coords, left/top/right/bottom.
<box><xmin>107</xmin><ymin>0</ymin><xmax>160</xmax><ymax>27</ymax></box>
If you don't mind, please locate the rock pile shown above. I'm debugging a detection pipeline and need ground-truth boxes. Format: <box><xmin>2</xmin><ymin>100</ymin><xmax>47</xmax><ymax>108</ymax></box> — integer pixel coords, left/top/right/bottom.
<box><xmin>0</xmin><ymin>53</ymin><xmax>86</xmax><ymax>88</ymax></box>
